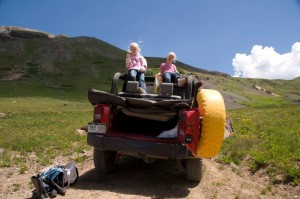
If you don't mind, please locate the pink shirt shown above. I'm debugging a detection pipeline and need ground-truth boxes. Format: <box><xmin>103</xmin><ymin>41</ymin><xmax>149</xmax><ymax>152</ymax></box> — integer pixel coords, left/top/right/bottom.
<box><xmin>126</xmin><ymin>54</ymin><xmax>147</xmax><ymax>71</ymax></box>
<box><xmin>160</xmin><ymin>62</ymin><xmax>178</xmax><ymax>73</ymax></box>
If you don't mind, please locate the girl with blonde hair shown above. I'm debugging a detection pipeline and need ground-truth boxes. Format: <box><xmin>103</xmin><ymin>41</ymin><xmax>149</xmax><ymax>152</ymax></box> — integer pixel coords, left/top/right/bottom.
<box><xmin>160</xmin><ymin>52</ymin><xmax>186</xmax><ymax>87</ymax></box>
<box><xmin>126</xmin><ymin>42</ymin><xmax>147</xmax><ymax>93</ymax></box>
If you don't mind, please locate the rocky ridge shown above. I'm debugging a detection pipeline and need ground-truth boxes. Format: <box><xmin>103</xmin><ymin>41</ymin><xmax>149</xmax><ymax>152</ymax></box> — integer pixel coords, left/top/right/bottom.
<box><xmin>0</xmin><ymin>26</ymin><xmax>67</xmax><ymax>42</ymax></box>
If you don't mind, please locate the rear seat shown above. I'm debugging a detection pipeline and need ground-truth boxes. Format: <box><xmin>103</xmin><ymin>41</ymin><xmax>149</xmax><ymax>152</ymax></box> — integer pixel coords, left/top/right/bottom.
<box><xmin>88</xmin><ymin>88</ymin><xmax>192</xmax><ymax>122</ymax></box>
<box><xmin>117</xmin><ymin>81</ymin><xmax>181</xmax><ymax>100</ymax></box>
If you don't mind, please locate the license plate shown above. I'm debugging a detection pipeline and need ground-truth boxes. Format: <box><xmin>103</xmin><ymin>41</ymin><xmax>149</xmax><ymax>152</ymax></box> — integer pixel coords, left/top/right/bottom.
<box><xmin>88</xmin><ymin>123</ymin><xmax>106</xmax><ymax>134</ymax></box>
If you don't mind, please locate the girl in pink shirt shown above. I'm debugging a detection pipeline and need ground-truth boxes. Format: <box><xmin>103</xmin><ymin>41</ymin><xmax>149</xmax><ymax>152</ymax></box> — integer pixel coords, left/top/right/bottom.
<box><xmin>160</xmin><ymin>52</ymin><xmax>186</xmax><ymax>87</ymax></box>
<box><xmin>126</xmin><ymin>42</ymin><xmax>147</xmax><ymax>93</ymax></box>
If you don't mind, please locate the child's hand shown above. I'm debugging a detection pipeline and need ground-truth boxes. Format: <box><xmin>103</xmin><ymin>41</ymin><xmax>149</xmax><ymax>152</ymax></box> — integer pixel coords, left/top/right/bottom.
<box><xmin>126</xmin><ymin>55</ymin><xmax>131</xmax><ymax>63</ymax></box>
<box><xmin>126</xmin><ymin>51</ymin><xmax>131</xmax><ymax>58</ymax></box>
<box><xmin>139</xmin><ymin>67</ymin><xmax>146</xmax><ymax>72</ymax></box>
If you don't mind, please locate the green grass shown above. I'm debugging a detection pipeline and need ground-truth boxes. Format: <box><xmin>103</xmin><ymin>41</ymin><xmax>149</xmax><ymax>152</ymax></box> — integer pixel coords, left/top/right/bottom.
<box><xmin>1</xmin><ymin>92</ymin><xmax>299</xmax><ymax>186</ymax></box>
<box><xmin>220</xmin><ymin>105</ymin><xmax>300</xmax><ymax>185</ymax></box>
<box><xmin>1</xmin><ymin>71</ymin><xmax>299</xmax><ymax>186</ymax></box>
<box><xmin>1</xmin><ymin>35</ymin><xmax>300</xmax><ymax>185</ymax></box>
<box><xmin>0</xmin><ymin>78</ymin><xmax>300</xmax><ymax>185</ymax></box>
<box><xmin>0</xmin><ymin>96</ymin><xmax>92</xmax><ymax>169</ymax></box>
<box><xmin>240</xmin><ymin>95</ymin><xmax>289</xmax><ymax>108</ymax></box>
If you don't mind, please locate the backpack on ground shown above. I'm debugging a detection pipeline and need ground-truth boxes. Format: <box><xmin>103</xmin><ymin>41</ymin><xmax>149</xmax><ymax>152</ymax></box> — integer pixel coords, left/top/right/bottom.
<box><xmin>31</xmin><ymin>161</ymin><xmax>78</xmax><ymax>198</ymax></box>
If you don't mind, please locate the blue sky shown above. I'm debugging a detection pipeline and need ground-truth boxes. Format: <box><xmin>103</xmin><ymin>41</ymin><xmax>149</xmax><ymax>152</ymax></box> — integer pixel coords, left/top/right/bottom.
<box><xmin>1</xmin><ymin>0</ymin><xmax>300</xmax><ymax>79</ymax></box>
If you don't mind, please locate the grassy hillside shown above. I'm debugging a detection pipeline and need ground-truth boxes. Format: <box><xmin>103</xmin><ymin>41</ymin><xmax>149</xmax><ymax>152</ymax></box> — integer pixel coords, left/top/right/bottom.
<box><xmin>0</xmin><ymin>37</ymin><xmax>127</xmax><ymax>97</ymax></box>
<box><xmin>0</xmin><ymin>28</ymin><xmax>300</xmax><ymax>185</ymax></box>
<box><xmin>1</xmin><ymin>34</ymin><xmax>300</xmax><ymax>107</ymax></box>
<box><xmin>223</xmin><ymin>106</ymin><xmax>300</xmax><ymax>185</ymax></box>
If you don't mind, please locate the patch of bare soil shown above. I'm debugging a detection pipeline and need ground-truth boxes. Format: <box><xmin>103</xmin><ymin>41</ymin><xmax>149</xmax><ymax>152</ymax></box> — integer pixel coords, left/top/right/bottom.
<box><xmin>0</xmin><ymin>150</ymin><xmax>299</xmax><ymax>199</ymax></box>
<box><xmin>0</xmin><ymin>72</ymin><xmax>24</xmax><ymax>81</ymax></box>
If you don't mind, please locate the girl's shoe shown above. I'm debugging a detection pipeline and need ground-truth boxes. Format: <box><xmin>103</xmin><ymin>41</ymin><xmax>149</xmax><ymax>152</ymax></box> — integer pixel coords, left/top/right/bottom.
<box><xmin>177</xmin><ymin>78</ymin><xmax>186</xmax><ymax>87</ymax></box>
<box><xmin>137</xmin><ymin>87</ymin><xmax>147</xmax><ymax>94</ymax></box>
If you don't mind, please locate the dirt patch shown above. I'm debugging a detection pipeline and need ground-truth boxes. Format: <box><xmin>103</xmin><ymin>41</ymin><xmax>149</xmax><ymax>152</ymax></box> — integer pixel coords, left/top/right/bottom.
<box><xmin>0</xmin><ymin>150</ymin><xmax>299</xmax><ymax>199</ymax></box>
<box><xmin>0</xmin><ymin>72</ymin><xmax>24</xmax><ymax>81</ymax></box>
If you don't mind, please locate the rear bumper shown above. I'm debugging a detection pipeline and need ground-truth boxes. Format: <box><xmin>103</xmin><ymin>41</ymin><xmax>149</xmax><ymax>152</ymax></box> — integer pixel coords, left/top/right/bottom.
<box><xmin>87</xmin><ymin>133</ymin><xmax>193</xmax><ymax>159</ymax></box>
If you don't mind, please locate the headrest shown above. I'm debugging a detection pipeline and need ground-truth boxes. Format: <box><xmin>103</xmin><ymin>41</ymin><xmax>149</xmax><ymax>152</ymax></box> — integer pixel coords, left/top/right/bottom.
<box><xmin>126</xmin><ymin>81</ymin><xmax>139</xmax><ymax>93</ymax></box>
<box><xmin>160</xmin><ymin>83</ymin><xmax>173</xmax><ymax>95</ymax></box>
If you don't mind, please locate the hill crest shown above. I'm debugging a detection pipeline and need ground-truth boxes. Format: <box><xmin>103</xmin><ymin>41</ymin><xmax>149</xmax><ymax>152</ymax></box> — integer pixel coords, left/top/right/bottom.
<box><xmin>0</xmin><ymin>26</ymin><xmax>299</xmax><ymax>109</ymax></box>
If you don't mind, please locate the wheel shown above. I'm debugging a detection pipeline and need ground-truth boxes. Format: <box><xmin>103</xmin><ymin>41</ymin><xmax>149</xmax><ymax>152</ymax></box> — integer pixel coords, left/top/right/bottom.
<box><xmin>111</xmin><ymin>72</ymin><xmax>122</xmax><ymax>95</ymax></box>
<box><xmin>93</xmin><ymin>148</ymin><xmax>118</xmax><ymax>173</ymax></box>
<box><xmin>184</xmin><ymin>75</ymin><xmax>193</xmax><ymax>99</ymax></box>
<box><xmin>196</xmin><ymin>89</ymin><xmax>226</xmax><ymax>158</ymax></box>
<box><xmin>184</xmin><ymin>158</ymin><xmax>202</xmax><ymax>182</ymax></box>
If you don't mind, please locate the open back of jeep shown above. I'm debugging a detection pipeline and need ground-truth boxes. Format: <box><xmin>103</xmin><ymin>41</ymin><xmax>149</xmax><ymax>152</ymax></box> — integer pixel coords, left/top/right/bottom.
<box><xmin>87</xmin><ymin>73</ymin><xmax>226</xmax><ymax>182</ymax></box>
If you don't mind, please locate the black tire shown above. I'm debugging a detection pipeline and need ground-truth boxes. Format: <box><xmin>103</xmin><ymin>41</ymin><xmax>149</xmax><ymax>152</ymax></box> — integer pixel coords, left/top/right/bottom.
<box><xmin>93</xmin><ymin>148</ymin><xmax>118</xmax><ymax>173</ymax></box>
<box><xmin>184</xmin><ymin>75</ymin><xmax>193</xmax><ymax>99</ymax></box>
<box><xmin>111</xmin><ymin>72</ymin><xmax>122</xmax><ymax>95</ymax></box>
<box><xmin>184</xmin><ymin>158</ymin><xmax>202</xmax><ymax>182</ymax></box>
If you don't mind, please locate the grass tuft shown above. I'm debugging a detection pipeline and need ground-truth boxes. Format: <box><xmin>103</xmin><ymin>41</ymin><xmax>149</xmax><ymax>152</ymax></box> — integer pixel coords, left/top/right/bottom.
<box><xmin>219</xmin><ymin>105</ymin><xmax>300</xmax><ymax>185</ymax></box>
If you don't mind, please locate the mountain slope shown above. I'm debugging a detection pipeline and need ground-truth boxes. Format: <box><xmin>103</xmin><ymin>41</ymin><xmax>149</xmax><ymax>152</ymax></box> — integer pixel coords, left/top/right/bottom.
<box><xmin>0</xmin><ymin>26</ymin><xmax>299</xmax><ymax>108</ymax></box>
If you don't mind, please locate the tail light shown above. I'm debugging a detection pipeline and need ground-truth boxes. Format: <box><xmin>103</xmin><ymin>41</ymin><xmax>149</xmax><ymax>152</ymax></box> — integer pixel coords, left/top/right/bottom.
<box><xmin>93</xmin><ymin>104</ymin><xmax>112</xmax><ymax>133</ymax></box>
<box><xmin>177</xmin><ymin>108</ymin><xmax>200</xmax><ymax>155</ymax></box>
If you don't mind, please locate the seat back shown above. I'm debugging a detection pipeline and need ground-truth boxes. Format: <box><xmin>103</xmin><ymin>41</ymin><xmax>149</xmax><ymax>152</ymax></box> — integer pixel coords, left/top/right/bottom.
<box><xmin>160</xmin><ymin>83</ymin><xmax>173</xmax><ymax>96</ymax></box>
<box><xmin>126</xmin><ymin>81</ymin><xmax>139</xmax><ymax>93</ymax></box>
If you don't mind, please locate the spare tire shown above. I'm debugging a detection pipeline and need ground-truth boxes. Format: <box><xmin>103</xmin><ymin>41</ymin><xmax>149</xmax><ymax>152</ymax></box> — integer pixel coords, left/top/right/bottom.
<box><xmin>196</xmin><ymin>89</ymin><xmax>226</xmax><ymax>158</ymax></box>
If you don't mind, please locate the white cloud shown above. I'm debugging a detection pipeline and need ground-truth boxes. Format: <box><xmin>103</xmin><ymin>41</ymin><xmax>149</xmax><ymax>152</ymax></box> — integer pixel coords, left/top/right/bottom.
<box><xmin>232</xmin><ymin>42</ymin><xmax>300</xmax><ymax>80</ymax></box>
<box><xmin>137</xmin><ymin>39</ymin><xmax>143</xmax><ymax>44</ymax></box>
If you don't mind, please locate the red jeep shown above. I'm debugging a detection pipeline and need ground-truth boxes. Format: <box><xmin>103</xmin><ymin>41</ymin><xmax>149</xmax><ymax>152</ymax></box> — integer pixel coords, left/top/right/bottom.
<box><xmin>87</xmin><ymin>72</ymin><xmax>226</xmax><ymax>181</ymax></box>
